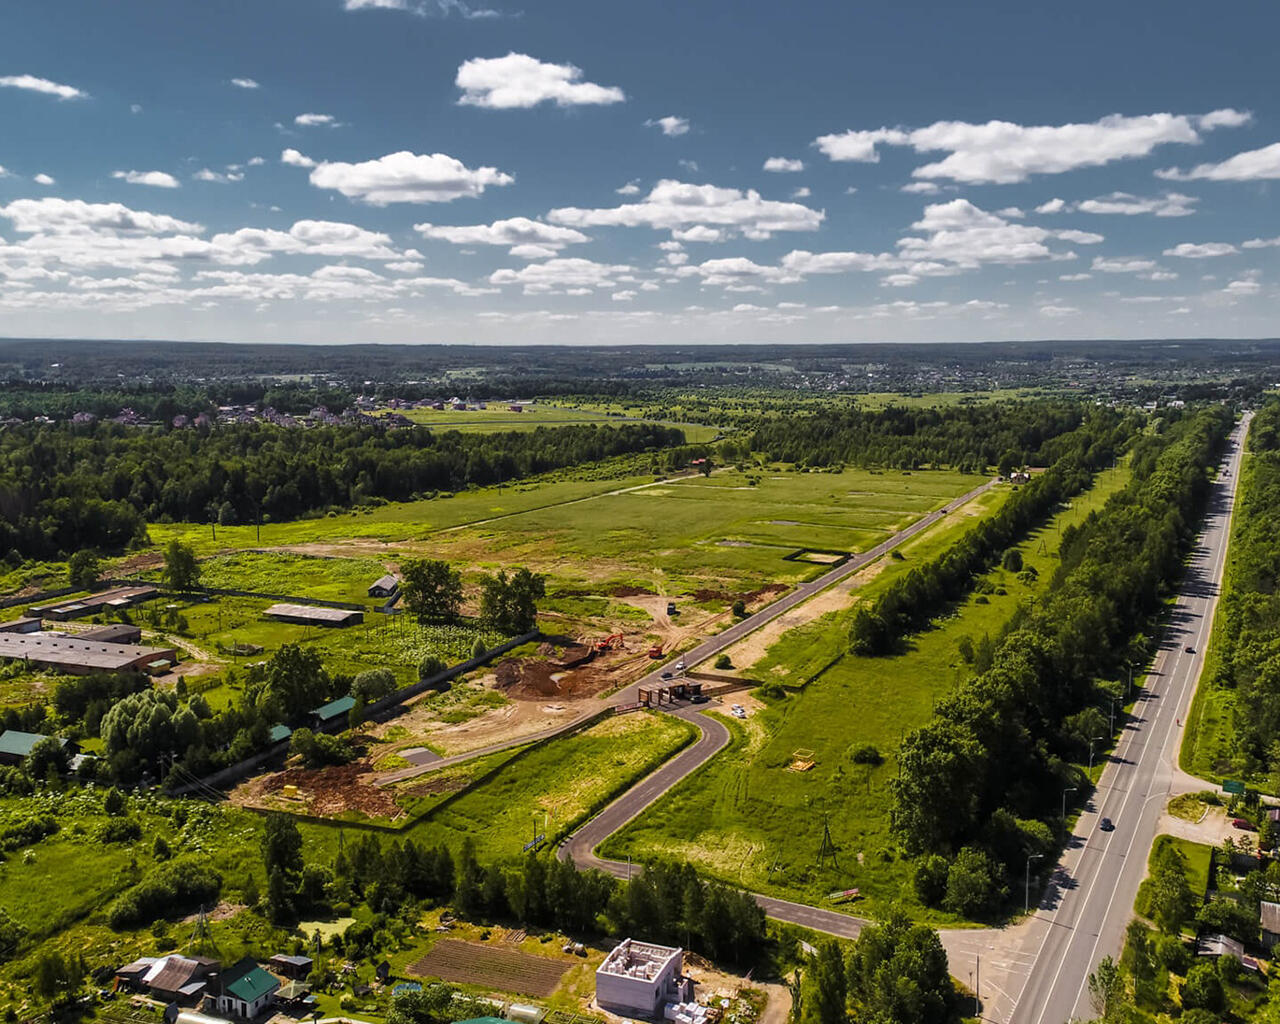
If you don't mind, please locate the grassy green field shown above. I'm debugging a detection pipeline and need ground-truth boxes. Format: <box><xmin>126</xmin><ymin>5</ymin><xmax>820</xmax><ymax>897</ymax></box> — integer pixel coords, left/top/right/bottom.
<box><xmin>387</xmin><ymin>712</ymin><xmax>696</xmax><ymax>858</ymax></box>
<box><xmin>379</xmin><ymin>402</ymin><xmax>722</xmax><ymax>442</ymax></box>
<box><xmin>160</xmin><ymin>596</ymin><xmax>506</xmax><ymax>682</ymax></box>
<box><xmin>416</xmin><ymin>466</ymin><xmax>986</xmax><ymax>595</ymax></box>
<box><xmin>601</xmin><ymin>463</ymin><xmax>1133</xmax><ymax>922</ymax></box>
<box><xmin>146</xmin><ymin>466</ymin><xmax>986</xmax><ymax>601</ymax></box>
<box><xmin>1135</xmin><ymin>835</ymin><xmax>1214</xmax><ymax>920</ymax></box>
<box><xmin>157</xmin><ymin>551</ymin><xmax>392</xmax><ymax>604</ymax></box>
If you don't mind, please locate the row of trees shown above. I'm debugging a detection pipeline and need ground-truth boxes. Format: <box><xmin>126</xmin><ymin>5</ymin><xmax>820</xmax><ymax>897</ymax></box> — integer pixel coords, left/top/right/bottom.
<box><xmin>849</xmin><ymin>412</ymin><xmax>1130</xmax><ymax>654</ymax></box>
<box><xmin>259</xmin><ymin>815</ymin><xmax>768</xmax><ymax>966</ymax></box>
<box><xmin>0</xmin><ymin>419</ymin><xmax>686</xmax><ymax>559</ymax></box>
<box><xmin>1200</xmin><ymin>402</ymin><xmax>1280</xmax><ymax>780</ymax></box>
<box><xmin>889</xmin><ymin>408</ymin><xmax>1233</xmax><ymax>905</ymax></box>
<box><xmin>750</xmin><ymin>401</ymin><xmax>1090</xmax><ymax>472</ymax></box>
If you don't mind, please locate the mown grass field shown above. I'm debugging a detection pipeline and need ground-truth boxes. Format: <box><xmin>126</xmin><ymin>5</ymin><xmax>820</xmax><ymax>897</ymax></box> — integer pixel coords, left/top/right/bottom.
<box><xmin>146</xmin><ymin>466</ymin><xmax>985</xmax><ymax>602</ymax></box>
<box><xmin>417</xmin><ymin>466</ymin><xmax>985</xmax><ymax>594</ymax></box>
<box><xmin>392</xmin><ymin>712</ymin><xmax>696</xmax><ymax>859</ymax></box>
<box><xmin>601</xmin><ymin>463</ymin><xmax>1133</xmax><ymax>922</ymax></box>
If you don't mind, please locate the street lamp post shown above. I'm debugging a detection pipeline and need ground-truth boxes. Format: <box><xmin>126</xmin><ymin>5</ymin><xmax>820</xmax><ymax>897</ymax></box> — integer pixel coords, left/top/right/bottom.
<box><xmin>1090</xmin><ymin>736</ymin><xmax>1103</xmax><ymax>773</ymax></box>
<box><xmin>1062</xmin><ymin>786</ymin><xmax>1077</xmax><ymax>824</ymax></box>
<box><xmin>1025</xmin><ymin>853</ymin><xmax>1044</xmax><ymax>913</ymax></box>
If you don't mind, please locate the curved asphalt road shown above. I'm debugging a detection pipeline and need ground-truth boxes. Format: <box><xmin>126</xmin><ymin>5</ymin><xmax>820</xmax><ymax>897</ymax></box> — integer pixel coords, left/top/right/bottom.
<box><xmin>379</xmin><ymin>477</ymin><xmax>996</xmax><ymax>787</ymax></box>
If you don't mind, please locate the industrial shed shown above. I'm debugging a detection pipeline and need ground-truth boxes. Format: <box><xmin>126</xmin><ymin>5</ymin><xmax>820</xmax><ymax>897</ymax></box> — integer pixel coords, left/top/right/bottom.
<box><xmin>263</xmin><ymin>603</ymin><xmax>363</xmax><ymax>627</ymax></box>
<box><xmin>368</xmin><ymin>574</ymin><xmax>400</xmax><ymax>598</ymax></box>
<box><xmin>80</xmin><ymin>623</ymin><xmax>143</xmax><ymax>644</ymax></box>
<box><xmin>0</xmin><ymin>633</ymin><xmax>179</xmax><ymax>675</ymax></box>
<box><xmin>28</xmin><ymin>585</ymin><xmax>158</xmax><ymax>621</ymax></box>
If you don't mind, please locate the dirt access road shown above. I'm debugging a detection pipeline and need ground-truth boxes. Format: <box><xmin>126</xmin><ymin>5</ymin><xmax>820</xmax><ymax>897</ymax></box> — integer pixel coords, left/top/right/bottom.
<box><xmin>376</xmin><ymin>476</ymin><xmax>997</xmax><ymax>788</ymax></box>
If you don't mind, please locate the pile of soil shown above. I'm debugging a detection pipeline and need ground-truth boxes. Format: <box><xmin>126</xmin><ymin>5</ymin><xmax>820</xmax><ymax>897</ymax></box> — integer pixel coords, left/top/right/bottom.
<box><xmin>259</xmin><ymin>759</ymin><xmax>402</xmax><ymax>820</ymax></box>
<box><xmin>609</xmin><ymin>584</ymin><xmax>657</xmax><ymax>598</ymax></box>
<box><xmin>692</xmin><ymin>583</ymin><xmax>788</xmax><ymax>604</ymax></box>
<box><xmin>493</xmin><ymin>654</ymin><xmax>614</xmax><ymax>701</ymax></box>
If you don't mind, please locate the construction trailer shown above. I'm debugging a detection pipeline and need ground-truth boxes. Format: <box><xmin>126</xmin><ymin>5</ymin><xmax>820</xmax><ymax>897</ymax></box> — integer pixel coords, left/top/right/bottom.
<box><xmin>638</xmin><ymin>681</ymin><xmax>702</xmax><ymax>706</ymax></box>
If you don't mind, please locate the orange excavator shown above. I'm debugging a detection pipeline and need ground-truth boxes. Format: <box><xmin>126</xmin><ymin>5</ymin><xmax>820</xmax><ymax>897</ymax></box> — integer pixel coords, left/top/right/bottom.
<box><xmin>595</xmin><ymin>633</ymin><xmax>625</xmax><ymax>653</ymax></box>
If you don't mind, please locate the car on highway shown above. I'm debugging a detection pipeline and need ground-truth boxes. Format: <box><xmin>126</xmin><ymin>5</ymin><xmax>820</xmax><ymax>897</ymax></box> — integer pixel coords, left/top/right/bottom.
<box><xmin>1232</xmin><ymin>817</ymin><xmax>1257</xmax><ymax>832</ymax></box>
<box><xmin>1184</xmin><ymin>645</ymin><xmax>1196</xmax><ymax>654</ymax></box>
<box><xmin>1099</xmin><ymin>817</ymin><xmax>1115</xmax><ymax>832</ymax></box>
<box><xmin>660</xmin><ymin>671</ymin><xmax>673</xmax><ymax>680</ymax></box>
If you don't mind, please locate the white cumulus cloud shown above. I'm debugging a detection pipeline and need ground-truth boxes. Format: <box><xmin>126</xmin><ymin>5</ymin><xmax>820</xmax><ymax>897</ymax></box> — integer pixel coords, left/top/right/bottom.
<box><xmin>112</xmin><ymin>170</ymin><xmax>180</xmax><ymax>189</ymax></box>
<box><xmin>814</xmin><ymin>111</ymin><xmax>1244</xmax><ymax>184</ymax></box>
<box><xmin>646</xmin><ymin>116</ymin><xmax>689</xmax><ymax>136</ymax></box>
<box><xmin>1163</xmin><ymin>242</ymin><xmax>1236</xmax><ymax>259</ymax></box>
<box><xmin>1092</xmin><ymin>256</ymin><xmax>1158</xmax><ymax>273</ymax></box>
<box><xmin>230</xmin><ymin>78</ymin><xmax>260</xmax><ymax>89</ymax></box>
<box><xmin>295</xmin><ymin>112</ymin><xmax>339</xmax><ymax>126</ymax></box>
<box><xmin>548</xmin><ymin>179</ymin><xmax>823</xmax><ymax>240</ymax></box>
<box><xmin>456</xmin><ymin>53</ymin><xmax>625</xmax><ymax>109</ymax></box>
<box><xmin>489</xmin><ymin>257</ymin><xmax>632</xmax><ymax>294</ymax></box>
<box><xmin>414</xmin><ymin>216</ymin><xmax>588</xmax><ymax>252</ymax></box>
<box><xmin>763</xmin><ymin>157</ymin><xmax>805</xmax><ymax>173</ymax></box>
<box><xmin>0</xmin><ymin>74</ymin><xmax>86</xmax><ymax>100</ymax></box>
<box><xmin>33</xmin><ymin>173</ymin><xmax>55</xmax><ymax>186</ymax></box>
<box><xmin>295</xmin><ymin>150</ymin><xmax>513</xmax><ymax>205</ymax></box>
<box><xmin>1157</xmin><ymin>141</ymin><xmax>1280</xmax><ymax>181</ymax></box>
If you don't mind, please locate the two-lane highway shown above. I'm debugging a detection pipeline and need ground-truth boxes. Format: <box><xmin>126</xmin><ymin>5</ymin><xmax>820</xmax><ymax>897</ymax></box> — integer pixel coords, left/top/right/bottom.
<box><xmin>1012</xmin><ymin>414</ymin><xmax>1249</xmax><ymax>1024</ymax></box>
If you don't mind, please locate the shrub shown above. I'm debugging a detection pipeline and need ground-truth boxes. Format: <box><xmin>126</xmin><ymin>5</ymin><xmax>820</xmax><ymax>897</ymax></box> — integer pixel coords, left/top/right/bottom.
<box><xmin>107</xmin><ymin>858</ymin><xmax>221</xmax><ymax>929</ymax></box>
<box><xmin>97</xmin><ymin>818</ymin><xmax>142</xmax><ymax>844</ymax></box>
<box><xmin>731</xmin><ymin>600</ymin><xmax>747</xmax><ymax>618</ymax></box>
<box><xmin>851</xmin><ymin>744</ymin><xmax>883</xmax><ymax>766</ymax></box>
<box><xmin>714</xmin><ymin>654</ymin><xmax>733</xmax><ymax>671</ymax></box>
<box><xmin>913</xmin><ymin>854</ymin><xmax>950</xmax><ymax>907</ymax></box>
<box><xmin>0</xmin><ymin>815</ymin><xmax>58</xmax><ymax>851</ymax></box>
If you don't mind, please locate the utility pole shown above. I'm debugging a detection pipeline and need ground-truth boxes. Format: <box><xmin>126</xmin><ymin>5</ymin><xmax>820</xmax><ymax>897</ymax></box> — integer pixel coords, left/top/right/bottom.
<box><xmin>1062</xmin><ymin>786</ymin><xmax>1077</xmax><ymax>824</ymax></box>
<box><xmin>1025</xmin><ymin>853</ymin><xmax>1043</xmax><ymax>913</ymax></box>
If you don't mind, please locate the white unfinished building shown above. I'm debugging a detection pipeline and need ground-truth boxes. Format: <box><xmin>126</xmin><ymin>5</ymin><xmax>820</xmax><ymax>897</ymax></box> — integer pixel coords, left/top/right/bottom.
<box><xmin>595</xmin><ymin>939</ymin><xmax>691</xmax><ymax>1018</ymax></box>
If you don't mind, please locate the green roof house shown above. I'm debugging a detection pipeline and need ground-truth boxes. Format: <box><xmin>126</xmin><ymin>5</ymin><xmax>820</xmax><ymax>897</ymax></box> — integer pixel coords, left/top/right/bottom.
<box><xmin>0</xmin><ymin>730</ymin><xmax>73</xmax><ymax>766</ymax></box>
<box><xmin>311</xmin><ymin>695</ymin><xmax>356</xmax><ymax>726</ymax></box>
<box><xmin>211</xmin><ymin>958</ymin><xmax>280</xmax><ymax>1019</ymax></box>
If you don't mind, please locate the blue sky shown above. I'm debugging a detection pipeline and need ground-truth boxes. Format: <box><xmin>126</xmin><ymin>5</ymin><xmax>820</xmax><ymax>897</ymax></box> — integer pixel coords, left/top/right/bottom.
<box><xmin>1</xmin><ymin>0</ymin><xmax>1277</xmax><ymax>345</ymax></box>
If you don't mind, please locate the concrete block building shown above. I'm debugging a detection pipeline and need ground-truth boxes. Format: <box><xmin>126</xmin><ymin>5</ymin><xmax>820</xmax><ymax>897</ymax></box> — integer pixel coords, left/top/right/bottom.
<box><xmin>596</xmin><ymin>939</ymin><xmax>691</xmax><ymax>1018</ymax></box>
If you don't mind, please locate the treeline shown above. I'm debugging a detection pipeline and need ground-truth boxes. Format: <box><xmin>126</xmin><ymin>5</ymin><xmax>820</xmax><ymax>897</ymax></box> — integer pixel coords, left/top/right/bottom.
<box><xmin>849</xmin><ymin>411</ymin><xmax>1132</xmax><ymax>654</ymax></box>
<box><xmin>1203</xmin><ymin>403</ymin><xmax>1280</xmax><ymax>780</ymax></box>
<box><xmin>262</xmin><ymin>815</ymin><xmax>767</xmax><ymax>966</ymax></box>
<box><xmin>890</xmin><ymin>407</ymin><xmax>1232</xmax><ymax>913</ymax></box>
<box><xmin>750</xmin><ymin>401</ymin><xmax>1087</xmax><ymax>472</ymax></box>
<box><xmin>0</xmin><ymin>419</ymin><xmax>685</xmax><ymax>559</ymax></box>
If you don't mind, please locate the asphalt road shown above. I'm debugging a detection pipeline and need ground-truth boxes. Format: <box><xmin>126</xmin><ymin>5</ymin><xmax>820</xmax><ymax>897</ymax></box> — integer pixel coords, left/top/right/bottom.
<box><xmin>381</xmin><ymin>476</ymin><xmax>996</xmax><ymax>787</ymax></box>
<box><xmin>1011</xmin><ymin>415</ymin><xmax>1249</xmax><ymax>1024</ymax></box>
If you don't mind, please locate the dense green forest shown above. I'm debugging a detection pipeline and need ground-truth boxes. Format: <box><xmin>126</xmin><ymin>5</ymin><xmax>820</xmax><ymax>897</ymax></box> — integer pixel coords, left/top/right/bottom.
<box><xmin>750</xmin><ymin>402</ymin><xmax>1086</xmax><ymax>471</ymax></box>
<box><xmin>890</xmin><ymin>406</ymin><xmax>1232</xmax><ymax>914</ymax></box>
<box><xmin>0</xmin><ymin>420</ymin><xmax>685</xmax><ymax>560</ymax></box>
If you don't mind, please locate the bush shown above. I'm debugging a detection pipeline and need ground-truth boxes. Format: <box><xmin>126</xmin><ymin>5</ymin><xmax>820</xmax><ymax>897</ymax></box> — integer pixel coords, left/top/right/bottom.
<box><xmin>731</xmin><ymin>600</ymin><xmax>747</xmax><ymax>618</ymax></box>
<box><xmin>0</xmin><ymin>814</ymin><xmax>58</xmax><ymax>851</ymax></box>
<box><xmin>107</xmin><ymin>858</ymin><xmax>221</xmax><ymax>929</ymax></box>
<box><xmin>913</xmin><ymin>854</ymin><xmax>950</xmax><ymax>907</ymax></box>
<box><xmin>943</xmin><ymin>847</ymin><xmax>1007</xmax><ymax>918</ymax></box>
<box><xmin>1155</xmin><ymin>934</ymin><xmax>1190</xmax><ymax>973</ymax></box>
<box><xmin>851</xmin><ymin>744</ymin><xmax>883</xmax><ymax>766</ymax></box>
<box><xmin>714</xmin><ymin>654</ymin><xmax>733</xmax><ymax>671</ymax></box>
<box><xmin>290</xmin><ymin>728</ymin><xmax>355</xmax><ymax>769</ymax></box>
<box><xmin>96</xmin><ymin>818</ymin><xmax>142</xmax><ymax>844</ymax></box>
<box><xmin>1001</xmin><ymin>549</ymin><xmax>1023</xmax><ymax>572</ymax></box>
<box><xmin>1180</xmin><ymin>962</ymin><xmax>1225</xmax><ymax>1012</ymax></box>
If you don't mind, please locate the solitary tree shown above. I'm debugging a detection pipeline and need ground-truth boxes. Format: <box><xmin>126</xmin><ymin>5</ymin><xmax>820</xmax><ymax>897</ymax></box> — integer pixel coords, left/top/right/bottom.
<box><xmin>401</xmin><ymin>558</ymin><xmax>463</xmax><ymax>622</ymax></box>
<box><xmin>67</xmin><ymin>550</ymin><xmax>101</xmax><ymax>590</ymax></box>
<box><xmin>163</xmin><ymin>539</ymin><xmax>201</xmax><ymax>591</ymax></box>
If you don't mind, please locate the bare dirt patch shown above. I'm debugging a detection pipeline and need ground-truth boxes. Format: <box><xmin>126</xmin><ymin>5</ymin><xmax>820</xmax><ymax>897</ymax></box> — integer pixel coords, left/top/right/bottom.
<box><xmin>408</xmin><ymin>939</ymin><xmax>569</xmax><ymax>997</ymax></box>
<box><xmin>233</xmin><ymin>758</ymin><xmax>403</xmax><ymax>820</ymax></box>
